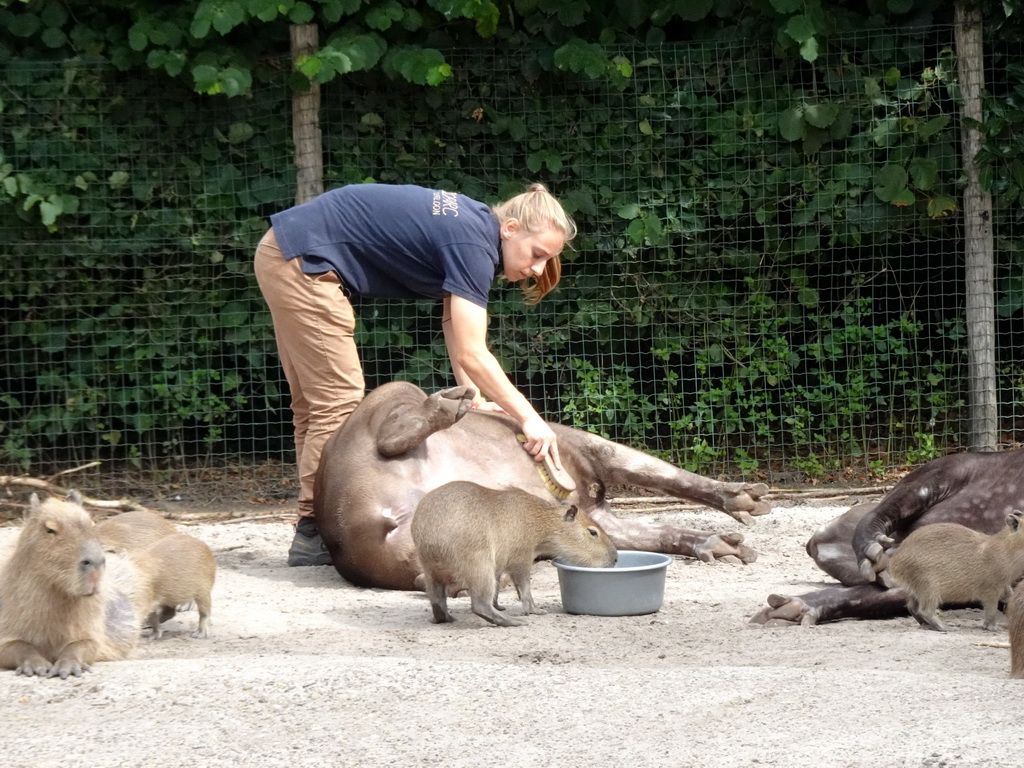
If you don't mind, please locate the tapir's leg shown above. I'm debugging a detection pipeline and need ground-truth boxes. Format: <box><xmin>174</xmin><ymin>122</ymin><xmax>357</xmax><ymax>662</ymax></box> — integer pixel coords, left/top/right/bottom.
<box><xmin>589</xmin><ymin>506</ymin><xmax>757</xmax><ymax>564</ymax></box>
<box><xmin>565</xmin><ymin>431</ymin><xmax>770</xmax><ymax>525</ymax></box>
<box><xmin>749</xmin><ymin>584</ymin><xmax>911</xmax><ymax>626</ymax></box>
<box><xmin>374</xmin><ymin>386</ymin><xmax>476</xmax><ymax>457</ymax></box>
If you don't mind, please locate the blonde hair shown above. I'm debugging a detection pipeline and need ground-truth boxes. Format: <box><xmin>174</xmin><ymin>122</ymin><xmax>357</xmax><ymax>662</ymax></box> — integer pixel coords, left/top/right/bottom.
<box><xmin>492</xmin><ymin>183</ymin><xmax>576</xmax><ymax>305</ymax></box>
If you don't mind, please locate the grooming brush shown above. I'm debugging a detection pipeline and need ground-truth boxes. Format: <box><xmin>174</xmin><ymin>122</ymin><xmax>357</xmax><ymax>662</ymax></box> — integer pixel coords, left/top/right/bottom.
<box><xmin>516</xmin><ymin>434</ymin><xmax>577</xmax><ymax>499</ymax></box>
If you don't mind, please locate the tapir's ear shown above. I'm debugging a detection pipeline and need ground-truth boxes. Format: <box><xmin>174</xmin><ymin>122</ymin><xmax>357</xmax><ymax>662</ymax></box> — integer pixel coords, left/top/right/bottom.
<box><xmin>66</xmin><ymin>489</ymin><xmax>83</xmax><ymax>506</ymax></box>
<box><xmin>563</xmin><ymin>505</ymin><xmax>579</xmax><ymax>523</ymax></box>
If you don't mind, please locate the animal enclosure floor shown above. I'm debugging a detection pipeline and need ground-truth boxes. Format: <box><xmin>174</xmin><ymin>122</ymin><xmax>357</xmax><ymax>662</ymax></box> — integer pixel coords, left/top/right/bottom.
<box><xmin>0</xmin><ymin>500</ymin><xmax>1016</xmax><ymax>768</ymax></box>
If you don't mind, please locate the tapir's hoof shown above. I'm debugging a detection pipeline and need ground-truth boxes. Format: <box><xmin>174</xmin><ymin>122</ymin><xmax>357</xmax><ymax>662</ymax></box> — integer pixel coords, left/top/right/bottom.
<box><xmin>858</xmin><ymin>539</ymin><xmax>895</xmax><ymax>586</ymax></box>
<box><xmin>720</xmin><ymin>482</ymin><xmax>772</xmax><ymax>526</ymax></box>
<box><xmin>695</xmin><ymin>531</ymin><xmax>757</xmax><ymax>564</ymax></box>
<box><xmin>748</xmin><ymin>593</ymin><xmax>820</xmax><ymax>627</ymax></box>
<box><xmin>434</xmin><ymin>386</ymin><xmax>476</xmax><ymax>424</ymax></box>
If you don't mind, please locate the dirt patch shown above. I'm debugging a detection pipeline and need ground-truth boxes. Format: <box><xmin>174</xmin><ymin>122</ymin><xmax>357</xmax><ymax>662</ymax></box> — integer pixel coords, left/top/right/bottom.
<box><xmin>1</xmin><ymin>499</ymin><xmax>1018</xmax><ymax>768</ymax></box>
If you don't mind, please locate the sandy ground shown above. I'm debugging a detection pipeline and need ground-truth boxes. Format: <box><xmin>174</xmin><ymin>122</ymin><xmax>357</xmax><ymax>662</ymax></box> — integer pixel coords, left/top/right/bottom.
<box><xmin>1</xmin><ymin>497</ymin><xmax>1020</xmax><ymax>768</ymax></box>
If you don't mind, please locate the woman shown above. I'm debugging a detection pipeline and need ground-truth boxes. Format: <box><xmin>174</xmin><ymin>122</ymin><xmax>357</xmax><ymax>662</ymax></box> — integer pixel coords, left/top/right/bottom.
<box><xmin>254</xmin><ymin>182</ymin><xmax>576</xmax><ymax>566</ymax></box>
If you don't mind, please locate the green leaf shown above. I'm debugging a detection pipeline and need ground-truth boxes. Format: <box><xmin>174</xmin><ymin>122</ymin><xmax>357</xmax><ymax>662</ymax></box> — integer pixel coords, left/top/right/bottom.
<box><xmin>909</xmin><ymin>157</ymin><xmax>938</xmax><ymax>190</ymax></box>
<box><xmin>625</xmin><ymin>217</ymin><xmax>645</xmax><ymax>244</ymax></box>
<box><xmin>296</xmin><ymin>54</ymin><xmax>322</xmax><ymax>78</ymax></box>
<box><xmin>553</xmin><ymin>39</ymin><xmax>612</xmax><ymax>80</ymax></box>
<box><xmin>226</xmin><ymin>122</ymin><xmax>254</xmax><ymax>144</ymax></box>
<box><xmin>927</xmin><ymin>196</ymin><xmax>957</xmax><ymax>218</ymax></box>
<box><xmin>917</xmin><ymin>115</ymin><xmax>951</xmax><ymax>140</ymax></box>
<box><xmin>675</xmin><ymin>0</ymin><xmax>713</xmax><ymax>22</ymax></box>
<box><xmin>319</xmin><ymin>32</ymin><xmax>386</xmax><ymax>80</ymax></box>
<box><xmin>221</xmin><ymin>301</ymin><xmax>249</xmax><ymax>328</ymax></box>
<box><xmin>40</xmin><ymin>26</ymin><xmax>66</xmax><ymax>48</ymax></box>
<box><xmin>248</xmin><ymin>0</ymin><xmax>282</xmax><ymax>21</ymax></box>
<box><xmin>320</xmin><ymin>0</ymin><xmax>364</xmax><ymax>23</ymax></box>
<box><xmin>6</xmin><ymin>11</ymin><xmax>41</xmax><ymax>37</ymax></box>
<box><xmin>783</xmin><ymin>15</ymin><xmax>815</xmax><ymax>44</ymax></box>
<box><xmin>797</xmin><ymin>287</ymin><xmax>819</xmax><ymax>308</ymax></box>
<box><xmin>289</xmin><ymin>1</ymin><xmax>315</xmax><ymax>24</ymax></box>
<box><xmin>799</xmin><ymin>37</ymin><xmax>819</xmax><ymax>63</ymax></box>
<box><xmin>616</xmin><ymin>203</ymin><xmax>641</xmax><ymax>220</ymax></box>
<box><xmin>385</xmin><ymin>47</ymin><xmax>452</xmax><ymax>86</ymax></box>
<box><xmin>365</xmin><ymin>0</ymin><xmax>403</xmax><ymax>30</ymax></box>
<box><xmin>803</xmin><ymin>103</ymin><xmax>838</xmax><ymax>129</ymax></box>
<box><xmin>770</xmin><ymin>0</ymin><xmax>802</xmax><ymax>12</ymax></box>
<box><xmin>874</xmin><ymin>164</ymin><xmax>909</xmax><ymax>203</ymax></box>
<box><xmin>39</xmin><ymin>200</ymin><xmax>60</xmax><ymax>226</ymax></box>
<box><xmin>890</xmin><ymin>189</ymin><xmax>915</xmax><ymax>207</ymax></box>
<box><xmin>525</xmin><ymin>149</ymin><xmax>562</xmax><ymax>174</ymax></box>
<box><xmin>192</xmin><ymin>0</ymin><xmax>246</xmax><ymax>37</ymax></box>
<box><xmin>108</xmin><ymin>171</ymin><xmax>130</xmax><ymax>189</ymax></box>
<box><xmin>779</xmin><ymin>107</ymin><xmax>805</xmax><ymax>141</ymax></box>
<box><xmin>128</xmin><ymin>24</ymin><xmax>148</xmax><ymax>52</ymax></box>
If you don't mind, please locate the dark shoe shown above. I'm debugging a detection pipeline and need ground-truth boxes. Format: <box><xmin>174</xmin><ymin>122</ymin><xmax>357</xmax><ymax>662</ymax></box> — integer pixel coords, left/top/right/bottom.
<box><xmin>288</xmin><ymin>517</ymin><xmax>333</xmax><ymax>567</ymax></box>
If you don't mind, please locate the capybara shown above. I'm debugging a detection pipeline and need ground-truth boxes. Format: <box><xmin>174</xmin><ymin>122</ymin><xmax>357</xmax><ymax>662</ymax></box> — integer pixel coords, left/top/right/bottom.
<box><xmin>1008</xmin><ymin>580</ymin><xmax>1024</xmax><ymax>678</ymax></box>
<box><xmin>136</xmin><ymin>533</ymin><xmax>216</xmax><ymax>640</ymax></box>
<box><xmin>0</xmin><ymin>492</ymin><xmax>140</xmax><ymax>678</ymax></box>
<box><xmin>96</xmin><ymin>510</ymin><xmax>179</xmax><ymax>554</ymax></box>
<box><xmin>888</xmin><ymin>510</ymin><xmax>1024</xmax><ymax>631</ymax></box>
<box><xmin>411</xmin><ymin>481</ymin><xmax>618</xmax><ymax>627</ymax></box>
<box><xmin>96</xmin><ymin>509</ymin><xmax>183</xmax><ymax>627</ymax></box>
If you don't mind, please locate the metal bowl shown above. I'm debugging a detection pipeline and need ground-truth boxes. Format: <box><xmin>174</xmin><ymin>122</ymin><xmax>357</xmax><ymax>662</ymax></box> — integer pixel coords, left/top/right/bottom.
<box><xmin>553</xmin><ymin>550</ymin><xmax>672</xmax><ymax>616</ymax></box>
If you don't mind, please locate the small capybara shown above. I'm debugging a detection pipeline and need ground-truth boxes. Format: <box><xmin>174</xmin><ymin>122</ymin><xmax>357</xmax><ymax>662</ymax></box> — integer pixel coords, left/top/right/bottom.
<box><xmin>1008</xmin><ymin>581</ymin><xmax>1024</xmax><ymax>678</ymax></box>
<box><xmin>411</xmin><ymin>481</ymin><xmax>617</xmax><ymax>627</ymax></box>
<box><xmin>888</xmin><ymin>510</ymin><xmax>1024</xmax><ymax>631</ymax></box>
<box><xmin>136</xmin><ymin>533</ymin><xmax>217</xmax><ymax>640</ymax></box>
<box><xmin>96</xmin><ymin>509</ymin><xmax>179</xmax><ymax>555</ymax></box>
<box><xmin>96</xmin><ymin>509</ymin><xmax>183</xmax><ymax>627</ymax></box>
<box><xmin>0</xmin><ymin>492</ymin><xmax>140</xmax><ymax>678</ymax></box>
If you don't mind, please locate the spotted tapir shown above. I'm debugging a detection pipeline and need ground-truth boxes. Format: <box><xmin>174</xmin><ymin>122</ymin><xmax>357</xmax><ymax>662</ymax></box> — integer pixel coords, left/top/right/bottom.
<box><xmin>750</xmin><ymin>449</ymin><xmax>1024</xmax><ymax>625</ymax></box>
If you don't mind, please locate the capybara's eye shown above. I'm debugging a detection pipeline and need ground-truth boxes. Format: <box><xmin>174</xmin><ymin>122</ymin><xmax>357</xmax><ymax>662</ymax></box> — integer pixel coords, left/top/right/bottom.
<box><xmin>588</xmin><ymin>527</ymin><xmax>599</xmax><ymax>537</ymax></box>
<box><xmin>45</xmin><ymin>527</ymin><xmax>57</xmax><ymax>535</ymax></box>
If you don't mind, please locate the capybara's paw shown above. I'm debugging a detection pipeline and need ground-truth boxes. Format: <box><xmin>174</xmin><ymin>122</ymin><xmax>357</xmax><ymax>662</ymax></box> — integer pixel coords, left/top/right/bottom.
<box><xmin>47</xmin><ymin>658</ymin><xmax>91</xmax><ymax>679</ymax></box>
<box><xmin>14</xmin><ymin>654</ymin><xmax>52</xmax><ymax>678</ymax></box>
<box><xmin>748</xmin><ymin>594</ymin><xmax>820</xmax><ymax>627</ymax></box>
<box><xmin>694</xmin><ymin>532</ymin><xmax>757</xmax><ymax>564</ymax></box>
<box><xmin>719</xmin><ymin>482</ymin><xmax>771</xmax><ymax>525</ymax></box>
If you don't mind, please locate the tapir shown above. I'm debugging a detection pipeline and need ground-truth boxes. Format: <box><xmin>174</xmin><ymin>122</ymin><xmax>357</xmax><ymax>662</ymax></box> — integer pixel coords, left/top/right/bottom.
<box><xmin>750</xmin><ymin>449</ymin><xmax>1024</xmax><ymax>625</ymax></box>
<box><xmin>313</xmin><ymin>382</ymin><xmax>771</xmax><ymax>590</ymax></box>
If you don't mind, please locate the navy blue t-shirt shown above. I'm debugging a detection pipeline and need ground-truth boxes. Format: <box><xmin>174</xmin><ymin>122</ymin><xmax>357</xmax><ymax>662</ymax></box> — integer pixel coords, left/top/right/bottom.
<box><xmin>269</xmin><ymin>184</ymin><xmax>501</xmax><ymax>308</ymax></box>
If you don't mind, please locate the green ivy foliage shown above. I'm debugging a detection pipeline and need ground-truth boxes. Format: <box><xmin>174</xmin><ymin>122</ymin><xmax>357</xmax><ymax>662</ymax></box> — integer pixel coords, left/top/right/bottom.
<box><xmin>4</xmin><ymin>1</ymin><xmax>1024</xmax><ymax>480</ymax></box>
<box><xmin>0</xmin><ymin>60</ymin><xmax>293</xmax><ymax>470</ymax></box>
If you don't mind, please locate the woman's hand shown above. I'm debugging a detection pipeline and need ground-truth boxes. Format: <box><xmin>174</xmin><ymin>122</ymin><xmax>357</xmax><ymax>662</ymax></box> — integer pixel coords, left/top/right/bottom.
<box><xmin>519</xmin><ymin>415</ymin><xmax>561</xmax><ymax>469</ymax></box>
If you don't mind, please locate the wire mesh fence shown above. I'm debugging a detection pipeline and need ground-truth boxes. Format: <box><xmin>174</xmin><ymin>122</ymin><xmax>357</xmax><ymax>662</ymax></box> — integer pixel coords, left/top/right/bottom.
<box><xmin>3</xmin><ymin>27</ymin><xmax>1023</xmax><ymax>501</ymax></box>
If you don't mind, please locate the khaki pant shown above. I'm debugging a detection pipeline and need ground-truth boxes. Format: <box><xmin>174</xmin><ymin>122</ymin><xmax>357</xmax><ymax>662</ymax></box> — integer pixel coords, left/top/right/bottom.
<box><xmin>254</xmin><ymin>228</ymin><xmax>365</xmax><ymax>518</ymax></box>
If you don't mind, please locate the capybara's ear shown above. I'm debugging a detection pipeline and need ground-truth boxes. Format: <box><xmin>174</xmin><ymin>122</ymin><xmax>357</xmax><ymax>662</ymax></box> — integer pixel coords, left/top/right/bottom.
<box><xmin>563</xmin><ymin>505</ymin><xmax>579</xmax><ymax>523</ymax></box>
<box><xmin>1010</xmin><ymin>511</ymin><xmax>1023</xmax><ymax>531</ymax></box>
<box><xmin>66</xmin><ymin>489</ymin><xmax>83</xmax><ymax>506</ymax></box>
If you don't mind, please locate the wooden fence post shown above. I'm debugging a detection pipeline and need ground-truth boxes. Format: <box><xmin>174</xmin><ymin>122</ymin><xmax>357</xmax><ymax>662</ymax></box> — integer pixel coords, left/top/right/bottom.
<box><xmin>955</xmin><ymin>4</ymin><xmax>997</xmax><ymax>451</ymax></box>
<box><xmin>290</xmin><ymin>23</ymin><xmax>324</xmax><ymax>205</ymax></box>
